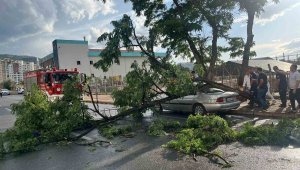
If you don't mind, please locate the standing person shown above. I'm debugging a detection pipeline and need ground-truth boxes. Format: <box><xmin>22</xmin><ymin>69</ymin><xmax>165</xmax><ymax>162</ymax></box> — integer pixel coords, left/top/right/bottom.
<box><xmin>266</xmin><ymin>81</ymin><xmax>275</xmax><ymax>104</ymax></box>
<box><xmin>257</xmin><ymin>67</ymin><xmax>269</xmax><ymax>110</ymax></box>
<box><xmin>288</xmin><ymin>64</ymin><xmax>300</xmax><ymax>113</ymax></box>
<box><xmin>273</xmin><ymin>66</ymin><xmax>287</xmax><ymax>107</ymax></box>
<box><xmin>243</xmin><ymin>68</ymin><xmax>251</xmax><ymax>92</ymax></box>
<box><xmin>249</xmin><ymin>67</ymin><xmax>258</xmax><ymax>107</ymax></box>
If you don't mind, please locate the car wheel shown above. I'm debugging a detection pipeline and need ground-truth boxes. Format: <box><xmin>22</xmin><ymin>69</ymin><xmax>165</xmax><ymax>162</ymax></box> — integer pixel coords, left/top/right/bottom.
<box><xmin>193</xmin><ymin>104</ymin><xmax>207</xmax><ymax>115</ymax></box>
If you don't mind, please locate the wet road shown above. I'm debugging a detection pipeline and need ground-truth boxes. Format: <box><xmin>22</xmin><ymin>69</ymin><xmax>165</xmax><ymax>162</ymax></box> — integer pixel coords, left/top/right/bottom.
<box><xmin>0</xmin><ymin>95</ymin><xmax>23</xmax><ymax>132</ymax></box>
<box><xmin>1</xmin><ymin>96</ymin><xmax>300</xmax><ymax>170</ymax></box>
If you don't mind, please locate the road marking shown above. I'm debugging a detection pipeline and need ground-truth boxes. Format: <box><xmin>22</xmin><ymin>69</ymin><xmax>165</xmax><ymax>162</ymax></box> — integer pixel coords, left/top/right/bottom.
<box><xmin>5</xmin><ymin>108</ymin><xmax>11</xmax><ymax>112</ymax></box>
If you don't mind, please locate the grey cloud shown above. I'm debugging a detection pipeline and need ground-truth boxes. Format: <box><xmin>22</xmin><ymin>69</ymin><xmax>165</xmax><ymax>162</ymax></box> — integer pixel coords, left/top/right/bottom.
<box><xmin>284</xmin><ymin>40</ymin><xmax>300</xmax><ymax>50</ymax></box>
<box><xmin>282</xmin><ymin>39</ymin><xmax>300</xmax><ymax>55</ymax></box>
<box><xmin>0</xmin><ymin>0</ymin><xmax>57</xmax><ymax>44</ymax></box>
<box><xmin>260</xmin><ymin>0</ymin><xmax>298</xmax><ymax>18</ymax></box>
<box><xmin>56</xmin><ymin>0</ymin><xmax>118</xmax><ymax>23</ymax></box>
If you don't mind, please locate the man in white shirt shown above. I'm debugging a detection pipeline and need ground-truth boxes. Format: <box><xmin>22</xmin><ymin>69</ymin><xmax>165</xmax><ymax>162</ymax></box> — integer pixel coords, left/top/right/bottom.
<box><xmin>243</xmin><ymin>68</ymin><xmax>251</xmax><ymax>91</ymax></box>
<box><xmin>288</xmin><ymin>64</ymin><xmax>300</xmax><ymax>112</ymax></box>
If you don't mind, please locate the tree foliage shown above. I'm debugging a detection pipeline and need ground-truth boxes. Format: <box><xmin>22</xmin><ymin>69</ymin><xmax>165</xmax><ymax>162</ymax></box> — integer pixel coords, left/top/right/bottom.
<box><xmin>112</xmin><ymin>61</ymin><xmax>195</xmax><ymax>118</ymax></box>
<box><xmin>147</xmin><ymin>119</ymin><xmax>181</xmax><ymax>136</ymax></box>
<box><xmin>0</xmin><ymin>78</ymin><xmax>90</xmax><ymax>155</ymax></box>
<box><xmin>94</xmin><ymin>0</ymin><xmax>250</xmax><ymax>117</ymax></box>
<box><xmin>96</xmin><ymin>0</ymin><xmax>237</xmax><ymax>80</ymax></box>
<box><xmin>238</xmin><ymin>119</ymin><xmax>300</xmax><ymax>146</ymax></box>
<box><xmin>1</xmin><ymin>80</ymin><xmax>14</xmax><ymax>90</ymax></box>
<box><xmin>226</xmin><ymin>37</ymin><xmax>256</xmax><ymax>58</ymax></box>
<box><xmin>235</xmin><ymin>0</ymin><xmax>280</xmax><ymax>84</ymax></box>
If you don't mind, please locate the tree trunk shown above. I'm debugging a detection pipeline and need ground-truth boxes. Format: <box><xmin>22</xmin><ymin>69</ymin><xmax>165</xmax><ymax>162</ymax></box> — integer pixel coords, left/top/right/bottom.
<box><xmin>239</xmin><ymin>10</ymin><xmax>255</xmax><ymax>86</ymax></box>
<box><xmin>207</xmin><ymin>27</ymin><xmax>218</xmax><ymax>80</ymax></box>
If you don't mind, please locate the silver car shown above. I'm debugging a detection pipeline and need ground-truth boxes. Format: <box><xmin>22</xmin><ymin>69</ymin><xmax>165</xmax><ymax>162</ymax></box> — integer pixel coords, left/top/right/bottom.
<box><xmin>162</xmin><ymin>88</ymin><xmax>241</xmax><ymax>114</ymax></box>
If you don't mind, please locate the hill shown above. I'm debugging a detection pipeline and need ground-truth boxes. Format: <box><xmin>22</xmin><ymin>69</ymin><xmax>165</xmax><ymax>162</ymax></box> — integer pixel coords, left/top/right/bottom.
<box><xmin>0</xmin><ymin>54</ymin><xmax>38</xmax><ymax>64</ymax></box>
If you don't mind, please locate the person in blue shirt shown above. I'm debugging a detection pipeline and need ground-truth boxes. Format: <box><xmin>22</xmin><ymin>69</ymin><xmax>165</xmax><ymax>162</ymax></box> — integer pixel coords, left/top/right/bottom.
<box><xmin>249</xmin><ymin>67</ymin><xmax>258</xmax><ymax>107</ymax></box>
<box><xmin>273</xmin><ymin>66</ymin><xmax>287</xmax><ymax>107</ymax></box>
<box><xmin>257</xmin><ymin>67</ymin><xmax>269</xmax><ymax>110</ymax></box>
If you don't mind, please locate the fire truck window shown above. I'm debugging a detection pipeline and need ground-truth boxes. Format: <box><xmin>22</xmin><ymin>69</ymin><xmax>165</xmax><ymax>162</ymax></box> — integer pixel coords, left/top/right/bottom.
<box><xmin>44</xmin><ymin>74</ymin><xmax>51</xmax><ymax>83</ymax></box>
<box><xmin>52</xmin><ymin>73</ymin><xmax>74</xmax><ymax>84</ymax></box>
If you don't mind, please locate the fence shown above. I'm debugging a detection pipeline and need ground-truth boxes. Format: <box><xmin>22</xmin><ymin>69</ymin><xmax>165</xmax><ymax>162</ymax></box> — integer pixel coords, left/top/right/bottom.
<box><xmin>88</xmin><ymin>78</ymin><xmax>124</xmax><ymax>95</ymax></box>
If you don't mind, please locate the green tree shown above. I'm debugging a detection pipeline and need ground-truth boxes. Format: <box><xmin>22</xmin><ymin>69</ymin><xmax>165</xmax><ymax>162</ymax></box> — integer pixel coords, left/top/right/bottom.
<box><xmin>190</xmin><ymin>0</ymin><xmax>235</xmax><ymax>79</ymax></box>
<box><xmin>235</xmin><ymin>0</ymin><xmax>279</xmax><ymax>84</ymax></box>
<box><xmin>2</xmin><ymin>80</ymin><xmax>14</xmax><ymax>90</ymax></box>
<box><xmin>1</xmin><ymin>78</ymin><xmax>90</xmax><ymax>154</ymax></box>
<box><xmin>97</xmin><ymin>0</ymin><xmax>235</xmax><ymax>80</ymax></box>
<box><xmin>226</xmin><ymin>37</ymin><xmax>257</xmax><ymax>59</ymax></box>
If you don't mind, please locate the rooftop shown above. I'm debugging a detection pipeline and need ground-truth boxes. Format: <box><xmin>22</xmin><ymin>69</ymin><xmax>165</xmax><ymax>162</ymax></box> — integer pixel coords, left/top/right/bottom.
<box><xmin>53</xmin><ymin>39</ymin><xmax>88</xmax><ymax>45</ymax></box>
<box><xmin>228</xmin><ymin>58</ymin><xmax>299</xmax><ymax>72</ymax></box>
<box><xmin>88</xmin><ymin>49</ymin><xmax>166</xmax><ymax>57</ymax></box>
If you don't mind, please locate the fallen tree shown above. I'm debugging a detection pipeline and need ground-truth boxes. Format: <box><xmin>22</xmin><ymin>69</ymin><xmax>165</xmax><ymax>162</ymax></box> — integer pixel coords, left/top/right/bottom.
<box><xmin>0</xmin><ymin>78</ymin><xmax>91</xmax><ymax>155</ymax></box>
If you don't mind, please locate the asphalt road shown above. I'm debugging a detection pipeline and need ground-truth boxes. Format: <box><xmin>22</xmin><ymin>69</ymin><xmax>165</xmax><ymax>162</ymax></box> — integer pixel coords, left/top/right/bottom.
<box><xmin>1</xmin><ymin>96</ymin><xmax>300</xmax><ymax>170</ymax></box>
<box><xmin>0</xmin><ymin>95</ymin><xmax>23</xmax><ymax>132</ymax></box>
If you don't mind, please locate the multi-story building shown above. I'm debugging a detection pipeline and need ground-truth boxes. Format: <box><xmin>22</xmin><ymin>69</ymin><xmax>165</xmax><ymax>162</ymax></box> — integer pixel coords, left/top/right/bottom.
<box><xmin>40</xmin><ymin>39</ymin><xmax>166</xmax><ymax>81</ymax></box>
<box><xmin>0</xmin><ymin>61</ymin><xmax>5</xmax><ymax>83</ymax></box>
<box><xmin>0</xmin><ymin>59</ymin><xmax>36</xmax><ymax>84</ymax></box>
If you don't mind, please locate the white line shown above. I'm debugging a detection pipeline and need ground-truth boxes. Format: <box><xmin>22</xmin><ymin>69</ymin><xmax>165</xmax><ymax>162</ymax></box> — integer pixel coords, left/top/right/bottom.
<box><xmin>5</xmin><ymin>108</ymin><xmax>11</xmax><ymax>112</ymax></box>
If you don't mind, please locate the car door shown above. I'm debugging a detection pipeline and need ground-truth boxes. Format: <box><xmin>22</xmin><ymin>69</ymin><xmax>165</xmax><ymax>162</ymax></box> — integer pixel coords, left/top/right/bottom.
<box><xmin>162</xmin><ymin>98</ymin><xmax>178</xmax><ymax>111</ymax></box>
<box><xmin>174</xmin><ymin>92</ymin><xmax>198</xmax><ymax>112</ymax></box>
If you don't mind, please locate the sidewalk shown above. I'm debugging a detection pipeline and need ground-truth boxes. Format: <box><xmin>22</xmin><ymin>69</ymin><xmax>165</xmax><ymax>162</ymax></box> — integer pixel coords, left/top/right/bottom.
<box><xmin>232</xmin><ymin>99</ymin><xmax>300</xmax><ymax>118</ymax></box>
<box><xmin>82</xmin><ymin>95</ymin><xmax>113</xmax><ymax>104</ymax></box>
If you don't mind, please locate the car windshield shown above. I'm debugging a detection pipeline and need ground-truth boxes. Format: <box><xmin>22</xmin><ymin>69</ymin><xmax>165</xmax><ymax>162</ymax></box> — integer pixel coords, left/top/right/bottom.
<box><xmin>52</xmin><ymin>73</ymin><xmax>76</xmax><ymax>84</ymax></box>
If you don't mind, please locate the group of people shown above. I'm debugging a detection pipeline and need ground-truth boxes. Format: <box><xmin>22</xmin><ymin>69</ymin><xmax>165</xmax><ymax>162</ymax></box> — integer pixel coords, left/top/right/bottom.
<box><xmin>243</xmin><ymin>64</ymin><xmax>300</xmax><ymax>113</ymax></box>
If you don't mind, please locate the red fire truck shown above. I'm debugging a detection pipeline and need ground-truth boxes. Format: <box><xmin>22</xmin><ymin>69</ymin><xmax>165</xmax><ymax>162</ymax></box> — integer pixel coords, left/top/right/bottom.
<box><xmin>24</xmin><ymin>68</ymin><xmax>80</xmax><ymax>99</ymax></box>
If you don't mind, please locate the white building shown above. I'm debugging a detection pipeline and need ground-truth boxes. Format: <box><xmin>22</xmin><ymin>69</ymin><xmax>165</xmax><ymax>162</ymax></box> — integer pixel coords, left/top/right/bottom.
<box><xmin>40</xmin><ymin>39</ymin><xmax>166</xmax><ymax>81</ymax></box>
<box><xmin>0</xmin><ymin>60</ymin><xmax>34</xmax><ymax>84</ymax></box>
<box><xmin>4</xmin><ymin>60</ymin><xmax>35</xmax><ymax>84</ymax></box>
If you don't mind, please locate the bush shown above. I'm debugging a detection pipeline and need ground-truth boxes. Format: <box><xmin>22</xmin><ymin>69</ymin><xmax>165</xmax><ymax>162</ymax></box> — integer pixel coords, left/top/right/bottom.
<box><xmin>0</xmin><ymin>78</ymin><xmax>91</xmax><ymax>155</ymax></box>
<box><xmin>2</xmin><ymin>80</ymin><xmax>14</xmax><ymax>90</ymax></box>
<box><xmin>147</xmin><ymin>119</ymin><xmax>181</xmax><ymax>136</ymax></box>
<box><xmin>165</xmin><ymin>115</ymin><xmax>236</xmax><ymax>154</ymax></box>
<box><xmin>166</xmin><ymin>129</ymin><xmax>206</xmax><ymax>154</ymax></box>
<box><xmin>98</xmin><ymin>125</ymin><xmax>132</xmax><ymax>139</ymax></box>
<box><xmin>238</xmin><ymin>119</ymin><xmax>297</xmax><ymax>146</ymax></box>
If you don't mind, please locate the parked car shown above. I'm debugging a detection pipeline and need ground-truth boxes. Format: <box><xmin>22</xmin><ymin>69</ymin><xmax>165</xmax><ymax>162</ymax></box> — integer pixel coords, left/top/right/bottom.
<box><xmin>161</xmin><ymin>88</ymin><xmax>241</xmax><ymax>115</ymax></box>
<box><xmin>17</xmin><ymin>88</ymin><xmax>24</xmax><ymax>94</ymax></box>
<box><xmin>1</xmin><ymin>89</ymin><xmax>10</xmax><ymax>95</ymax></box>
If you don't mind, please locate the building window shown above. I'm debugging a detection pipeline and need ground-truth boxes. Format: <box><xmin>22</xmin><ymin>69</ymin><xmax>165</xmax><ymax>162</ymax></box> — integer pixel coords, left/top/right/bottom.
<box><xmin>91</xmin><ymin>74</ymin><xmax>95</xmax><ymax>77</ymax></box>
<box><xmin>90</xmin><ymin>60</ymin><xmax>93</xmax><ymax>65</ymax></box>
<box><xmin>77</xmin><ymin>61</ymin><xmax>81</xmax><ymax>65</ymax></box>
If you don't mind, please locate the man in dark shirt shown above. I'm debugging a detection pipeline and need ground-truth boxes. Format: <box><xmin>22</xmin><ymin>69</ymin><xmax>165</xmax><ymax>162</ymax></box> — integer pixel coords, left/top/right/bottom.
<box><xmin>257</xmin><ymin>67</ymin><xmax>268</xmax><ymax>110</ymax></box>
<box><xmin>273</xmin><ymin>66</ymin><xmax>287</xmax><ymax>107</ymax></box>
<box><xmin>249</xmin><ymin>67</ymin><xmax>258</xmax><ymax>107</ymax></box>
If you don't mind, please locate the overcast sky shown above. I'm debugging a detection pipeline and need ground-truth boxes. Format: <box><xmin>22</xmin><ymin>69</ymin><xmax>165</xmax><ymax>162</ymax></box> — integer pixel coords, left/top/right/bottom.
<box><xmin>0</xmin><ymin>0</ymin><xmax>300</xmax><ymax>62</ymax></box>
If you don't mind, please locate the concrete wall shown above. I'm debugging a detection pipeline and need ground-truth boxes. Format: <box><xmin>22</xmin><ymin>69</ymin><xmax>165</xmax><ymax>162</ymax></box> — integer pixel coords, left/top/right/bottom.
<box><xmin>55</xmin><ymin>43</ymin><xmax>90</xmax><ymax>74</ymax></box>
<box><xmin>89</xmin><ymin>56</ymin><xmax>147</xmax><ymax>80</ymax></box>
<box><xmin>39</xmin><ymin>40</ymin><xmax>156</xmax><ymax>81</ymax></box>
